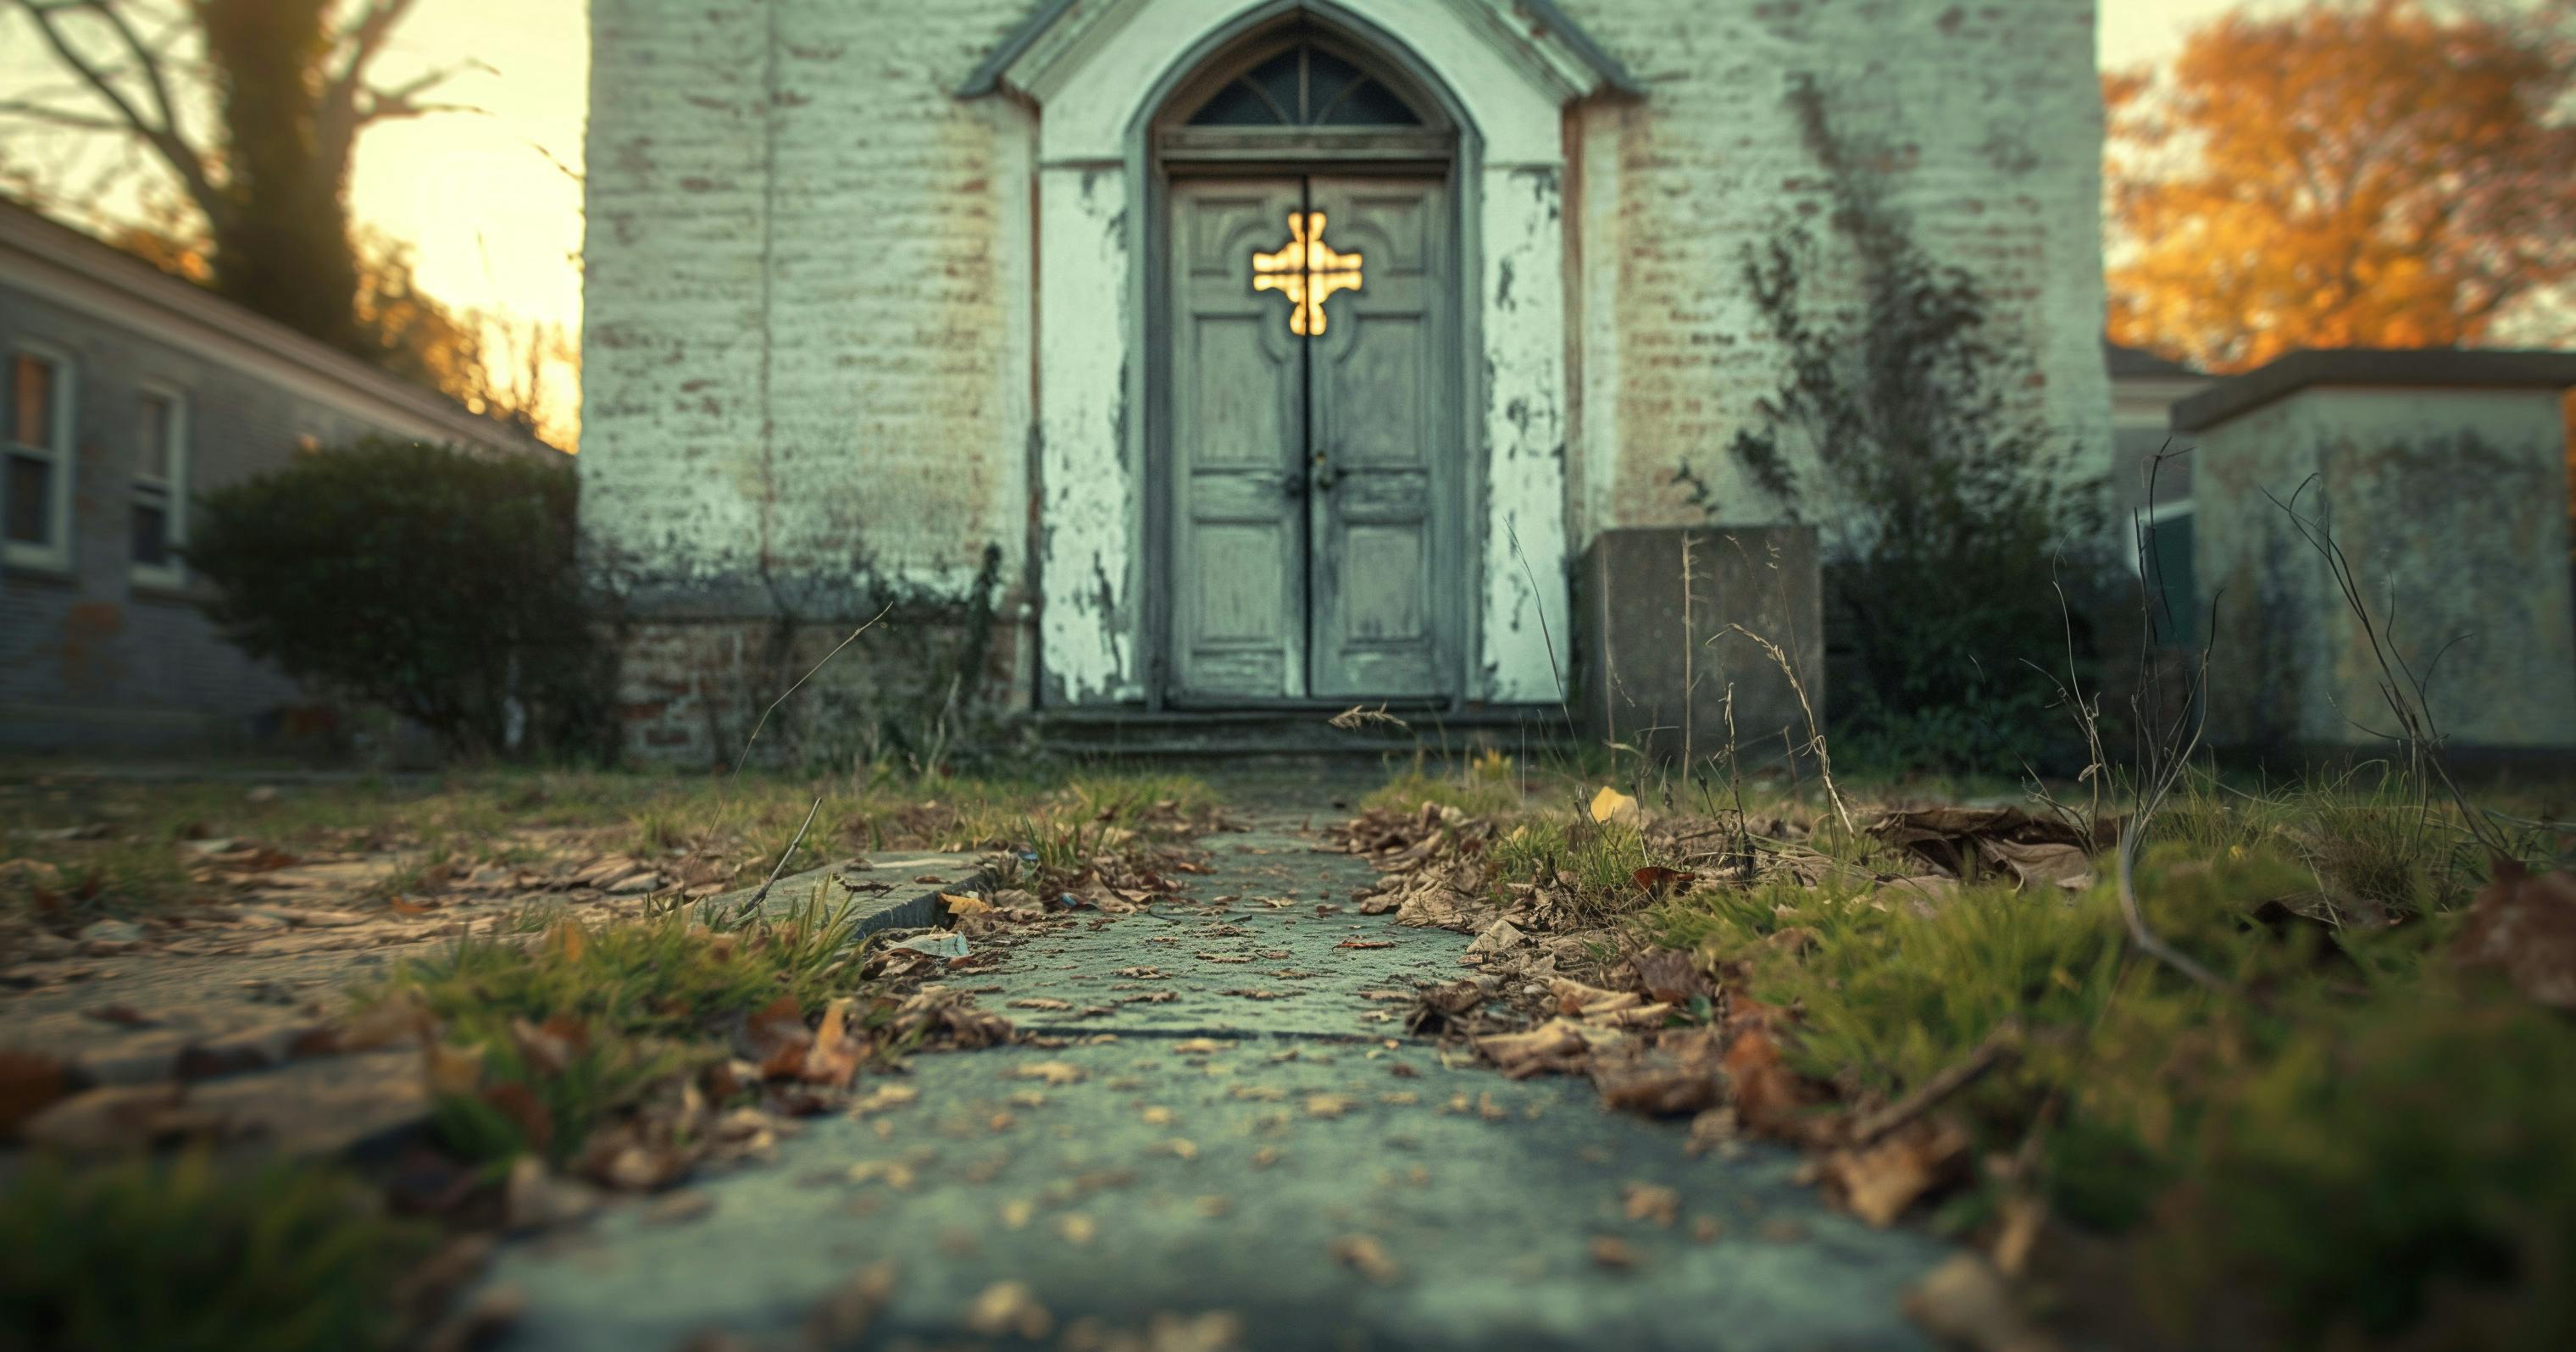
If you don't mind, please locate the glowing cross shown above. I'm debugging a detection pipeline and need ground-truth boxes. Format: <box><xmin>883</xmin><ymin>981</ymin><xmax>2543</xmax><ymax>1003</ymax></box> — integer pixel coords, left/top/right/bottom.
<box><xmin>1252</xmin><ymin>211</ymin><xmax>1363</xmax><ymax>335</ymax></box>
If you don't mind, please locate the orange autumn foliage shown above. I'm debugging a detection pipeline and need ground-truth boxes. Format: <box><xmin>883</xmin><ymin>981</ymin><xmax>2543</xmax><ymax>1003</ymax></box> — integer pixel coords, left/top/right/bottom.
<box><xmin>2106</xmin><ymin>0</ymin><xmax>2576</xmax><ymax>374</ymax></box>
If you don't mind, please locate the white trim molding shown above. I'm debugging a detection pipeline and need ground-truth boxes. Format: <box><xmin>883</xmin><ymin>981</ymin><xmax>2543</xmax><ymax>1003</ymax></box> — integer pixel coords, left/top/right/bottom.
<box><xmin>971</xmin><ymin>0</ymin><xmax>1629</xmax><ymax>705</ymax></box>
<box><xmin>4</xmin><ymin>339</ymin><xmax>77</xmax><ymax>573</ymax></box>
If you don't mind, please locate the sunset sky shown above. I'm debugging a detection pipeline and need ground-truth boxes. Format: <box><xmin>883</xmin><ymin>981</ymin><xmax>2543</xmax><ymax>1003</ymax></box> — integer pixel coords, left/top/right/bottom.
<box><xmin>0</xmin><ymin>1</ymin><xmax>2268</xmax><ymax>443</ymax></box>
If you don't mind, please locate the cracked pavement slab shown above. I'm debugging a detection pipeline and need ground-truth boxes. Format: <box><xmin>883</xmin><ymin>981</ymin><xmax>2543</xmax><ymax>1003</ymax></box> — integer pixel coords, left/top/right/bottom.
<box><xmin>479</xmin><ymin>812</ymin><xmax>1946</xmax><ymax>1351</ymax></box>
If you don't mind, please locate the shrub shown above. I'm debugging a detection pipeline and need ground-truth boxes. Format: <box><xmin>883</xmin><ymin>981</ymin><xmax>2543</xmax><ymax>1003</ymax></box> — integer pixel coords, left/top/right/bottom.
<box><xmin>0</xmin><ymin>1151</ymin><xmax>430</xmax><ymax>1352</ymax></box>
<box><xmin>185</xmin><ymin>439</ymin><xmax>617</xmax><ymax>760</ymax></box>
<box><xmin>1678</xmin><ymin>76</ymin><xmax>2131</xmax><ymax>775</ymax></box>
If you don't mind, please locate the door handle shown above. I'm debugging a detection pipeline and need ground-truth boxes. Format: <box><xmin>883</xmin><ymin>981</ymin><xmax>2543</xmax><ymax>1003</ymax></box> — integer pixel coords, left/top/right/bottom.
<box><xmin>1312</xmin><ymin>452</ymin><xmax>1338</xmax><ymax>492</ymax></box>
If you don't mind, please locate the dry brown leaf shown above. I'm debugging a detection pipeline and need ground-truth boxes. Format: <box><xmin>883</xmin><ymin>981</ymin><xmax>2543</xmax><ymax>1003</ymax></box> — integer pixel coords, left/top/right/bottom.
<box><xmin>1014</xmin><ymin>1060</ymin><xmax>1086</xmax><ymax>1085</ymax></box>
<box><xmin>1979</xmin><ymin>839</ymin><xmax>2093</xmax><ymax>892</ymax></box>
<box><xmin>2453</xmin><ymin>857</ymin><xmax>2576</xmax><ymax>1011</ymax></box>
<box><xmin>1589</xmin><ymin>1235</ymin><xmax>1640</xmax><ymax>1269</ymax></box>
<box><xmin>1901</xmin><ymin>1254</ymin><xmax>2062</xmax><ymax>1352</ymax></box>
<box><xmin>1629</xmin><ymin>950</ymin><xmax>1712</xmax><ymax>1006</ymax></box>
<box><xmin>803</xmin><ymin>1261</ymin><xmax>899</xmax><ymax>1345</ymax></box>
<box><xmin>742</xmin><ymin>995</ymin><xmax>813</xmax><ymax>1080</ymax></box>
<box><xmin>1621</xmin><ymin>1182</ymin><xmax>1680</xmax><ymax>1227</ymax></box>
<box><xmin>963</xmin><ymin>1281</ymin><xmax>1052</xmax><ymax>1340</ymax></box>
<box><xmin>0</xmin><ymin>1049</ymin><xmax>71</xmax><ymax>1139</ymax></box>
<box><xmin>1330</xmin><ymin>1233</ymin><xmax>1402</xmax><ymax>1285</ymax></box>
<box><xmin>1822</xmin><ymin>1117</ymin><xmax>1969</xmax><ymax>1227</ymax></box>
<box><xmin>800</xmin><ymin>998</ymin><xmax>868</xmax><ymax>1087</ymax></box>
<box><xmin>941</xmin><ymin>892</ymin><xmax>992</xmax><ymax>916</ymax></box>
<box><xmin>1631</xmin><ymin>865</ymin><xmax>1695</xmax><ymax>895</ymax></box>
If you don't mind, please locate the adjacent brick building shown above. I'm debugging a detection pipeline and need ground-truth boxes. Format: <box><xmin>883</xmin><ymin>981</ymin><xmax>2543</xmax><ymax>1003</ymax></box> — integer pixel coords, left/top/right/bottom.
<box><xmin>0</xmin><ymin>200</ymin><xmax>552</xmax><ymax>752</ymax></box>
<box><xmin>581</xmin><ymin>0</ymin><xmax>2115</xmax><ymax>761</ymax></box>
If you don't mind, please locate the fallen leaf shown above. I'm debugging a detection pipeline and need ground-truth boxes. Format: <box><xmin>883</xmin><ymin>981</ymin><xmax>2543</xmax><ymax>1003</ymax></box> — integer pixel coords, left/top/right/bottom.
<box><xmin>1621</xmin><ymin>1182</ymin><xmax>1680</xmax><ymax>1227</ymax></box>
<box><xmin>963</xmin><ymin>1281</ymin><xmax>1052</xmax><ymax>1339</ymax></box>
<box><xmin>1901</xmin><ymin>1254</ymin><xmax>2062</xmax><ymax>1352</ymax></box>
<box><xmin>1335</xmin><ymin>939</ymin><xmax>1396</xmax><ymax>950</ymax></box>
<box><xmin>803</xmin><ymin>1261</ymin><xmax>899</xmax><ymax>1345</ymax></box>
<box><xmin>1589</xmin><ymin>786</ymin><xmax>1641</xmax><ymax>825</ymax></box>
<box><xmin>1057</xmin><ymin>1212</ymin><xmax>1098</xmax><ymax>1244</ymax></box>
<box><xmin>1632</xmin><ymin>865</ymin><xmax>1695</xmax><ymax>894</ymax></box>
<box><xmin>0</xmin><ymin>1049</ymin><xmax>71</xmax><ymax>1138</ymax></box>
<box><xmin>1303</xmin><ymin>1093</ymin><xmax>1354</xmax><ymax>1119</ymax></box>
<box><xmin>800</xmin><ymin>998</ymin><xmax>868</xmax><ymax>1087</ymax></box>
<box><xmin>1330</xmin><ymin>1234</ymin><xmax>1402</xmax><ymax>1285</ymax></box>
<box><xmin>941</xmin><ymin>893</ymin><xmax>992</xmax><ymax>916</ymax></box>
<box><xmin>1629</xmin><ymin>950</ymin><xmax>1713</xmax><ymax>1006</ymax></box>
<box><xmin>1013</xmin><ymin>1060</ymin><xmax>1086</xmax><ymax>1086</ymax></box>
<box><xmin>1590</xmin><ymin>1235</ymin><xmax>1640</xmax><ymax>1269</ymax></box>
<box><xmin>1822</xmin><ymin>1117</ymin><xmax>1969</xmax><ymax>1227</ymax></box>
<box><xmin>2454</xmin><ymin>857</ymin><xmax>2576</xmax><ymax>1010</ymax></box>
<box><xmin>1008</xmin><ymin>998</ymin><xmax>1074</xmax><ymax>1011</ymax></box>
<box><xmin>1170</xmin><ymin>1039</ymin><xmax>1231</xmax><ymax>1056</ymax></box>
<box><xmin>743</xmin><ymin>995</ymin><xmax>813</xmax><ymax>1079</ymax></box>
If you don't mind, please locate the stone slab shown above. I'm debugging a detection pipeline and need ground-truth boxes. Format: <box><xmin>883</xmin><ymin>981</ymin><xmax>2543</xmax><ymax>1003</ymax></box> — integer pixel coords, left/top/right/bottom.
<box><xmin>1577</xmin><ymin>526</ymin><xmax>1825</xmax><ymax>772</ymax></box>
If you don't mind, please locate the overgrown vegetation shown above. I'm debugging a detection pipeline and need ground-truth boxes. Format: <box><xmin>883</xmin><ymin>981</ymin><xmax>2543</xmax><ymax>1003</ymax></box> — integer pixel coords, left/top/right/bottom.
<box><xmin>183</xmin><ymin>440</ymin><xmax>618</xmax><ymax>762</ymax></box>
<box><xmin>0</xmin><ymin>1151</ymin><xmax>432</xmax><ymax>1352</ymax></box>
<box><xmin>1676</xmin><ymin>75</ymin><xmax>2128</xmax><ymax>775</ymax></box>
<box><xmin>1360</xmin><ymin>737</ymin><xmax>2576</xmax><ymax>1349</ymax></box>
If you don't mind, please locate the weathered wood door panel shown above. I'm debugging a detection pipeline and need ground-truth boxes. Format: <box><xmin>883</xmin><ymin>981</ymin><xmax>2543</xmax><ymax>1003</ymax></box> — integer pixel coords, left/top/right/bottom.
<box><xmin>1307</xmin><ymin>175</ymin><xmax>1447</xmax><ymax>698</ymax></box>
<box><xmin>1169</xmin><ymin>178</ymin><xmax>1308</xmax><ymax>700</ymax></box>
<box><xmin>1163</xmin><ymin>174</ymin><xmax>1452</xmax><ymax>704</ymax></box>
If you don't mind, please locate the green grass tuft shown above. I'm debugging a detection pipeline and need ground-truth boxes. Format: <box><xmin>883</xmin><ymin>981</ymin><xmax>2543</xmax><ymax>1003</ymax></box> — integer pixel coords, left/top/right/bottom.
<box><xmin>0</xmin><ymin>1150</ymin><xmax>432</xmax><ymax>1352</ymax></box>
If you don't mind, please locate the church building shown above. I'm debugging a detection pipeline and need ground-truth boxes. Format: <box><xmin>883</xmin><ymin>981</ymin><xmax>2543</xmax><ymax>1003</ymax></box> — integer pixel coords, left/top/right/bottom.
<box><xmin>579</xmin><ymin>0</ymin><xmax>2111</xmax><ymax>759</ymax></box>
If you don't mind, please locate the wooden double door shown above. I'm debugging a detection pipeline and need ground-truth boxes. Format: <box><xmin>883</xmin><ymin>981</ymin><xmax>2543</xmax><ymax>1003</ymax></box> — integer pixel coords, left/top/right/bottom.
<box><xmin>1163</xmin><ymin>174</ymin><xmax>1458</xmax><ymax>704</ymax></box>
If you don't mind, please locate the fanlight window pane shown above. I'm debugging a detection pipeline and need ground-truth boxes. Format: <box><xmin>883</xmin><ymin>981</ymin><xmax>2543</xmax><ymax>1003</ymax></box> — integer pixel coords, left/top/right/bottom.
<box><xmin>1247</xmin><ymin>51</ymin><xmax>1302</xmax><ymax>121</ymax></box>
<box><xmin>1321</xmin><ymin>79</ymin><xmax>1417</xmax><ymax>126</ymax></box>
<box><xmin>1191</xmin><ymin>80</ymin><xmax>1285</xmax><ymax>125</ymax></box>
<box><xmin>1185</xmin><ymin>40</ymin><xmax>1424</xmax><ymax>127</ymax></box>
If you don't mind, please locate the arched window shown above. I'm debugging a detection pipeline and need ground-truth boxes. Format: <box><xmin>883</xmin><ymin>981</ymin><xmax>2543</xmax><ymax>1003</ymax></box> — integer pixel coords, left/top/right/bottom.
<box><xmin>1154</xmin><ymin>20</ymin><xmax>1454</xmax><ymax>164</ymax></box>
<box><xmin>1185</xmin><ymin>41</ymin><xmax>1426</xmax><ymax>127</ymax></box>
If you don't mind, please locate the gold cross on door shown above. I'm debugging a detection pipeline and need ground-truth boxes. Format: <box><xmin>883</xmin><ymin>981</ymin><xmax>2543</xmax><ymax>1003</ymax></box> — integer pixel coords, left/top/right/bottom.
<box><xmin>1251</xmin><ymin>211</ymin><xmax>1363</xmax><ymax>335</ymax></box>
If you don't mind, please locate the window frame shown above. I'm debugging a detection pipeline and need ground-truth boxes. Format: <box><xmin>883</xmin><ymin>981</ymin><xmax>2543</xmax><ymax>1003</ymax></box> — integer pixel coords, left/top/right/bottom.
<box><xmin>130</xmin><ymin>380</ymin><xmax>190</xmax><ymax>589</ymax></box>
<box><xmin>4</xmin><ymin>341</ymin><xmax>77</xmax><ymax>573</ymax></box>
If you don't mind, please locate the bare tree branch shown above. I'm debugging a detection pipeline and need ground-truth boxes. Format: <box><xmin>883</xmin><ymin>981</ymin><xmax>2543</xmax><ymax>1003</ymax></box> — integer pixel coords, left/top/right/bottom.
<box><xmin>6</xmin><ymin>0</ymin><xmax>218</xmax><ymax>217</ymax></box>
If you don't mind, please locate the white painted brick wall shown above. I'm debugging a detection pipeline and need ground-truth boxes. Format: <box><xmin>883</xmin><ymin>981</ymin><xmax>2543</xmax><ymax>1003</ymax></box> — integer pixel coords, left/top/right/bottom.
<box><xmin>583</xmin><ymin>0</ymin><xmax>1030</xmax><ymax>604</ymax></box>
<box><xmin>1560</xmin><ymin>0</ymin><xmax>2111</xmax><ymax>533</ymax></box>
<box><xmin>584</xmin><ymin>0</ymin><xmax>2109</xmax><ymax>684</ymax></box>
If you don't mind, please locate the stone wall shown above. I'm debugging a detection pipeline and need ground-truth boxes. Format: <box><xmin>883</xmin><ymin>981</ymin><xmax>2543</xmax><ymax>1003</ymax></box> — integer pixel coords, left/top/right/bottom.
<box><xmin>2185</xmin><ymin>356</ymin><xmax>2576</xmax><ymax>753</ymax></box>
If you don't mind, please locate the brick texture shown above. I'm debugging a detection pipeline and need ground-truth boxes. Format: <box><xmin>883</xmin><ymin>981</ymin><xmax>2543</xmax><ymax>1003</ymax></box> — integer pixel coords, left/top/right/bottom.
<box><xmin>584</xmin><ymin>0</ymin><xmax>2112</xmax><ymax>756</ymax></box>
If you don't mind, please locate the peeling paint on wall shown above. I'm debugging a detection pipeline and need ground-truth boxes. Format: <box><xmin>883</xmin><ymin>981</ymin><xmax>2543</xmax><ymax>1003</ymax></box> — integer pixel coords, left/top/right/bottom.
<box><xmin>1036</xmin><ymin>163</ymin><xmax>1139</xmax><ymax>702</ymax></box>
<box><xmin>1481</xmin><ymin>164</ymin><xmax>1573</xmax><ymax>702</ymax></box>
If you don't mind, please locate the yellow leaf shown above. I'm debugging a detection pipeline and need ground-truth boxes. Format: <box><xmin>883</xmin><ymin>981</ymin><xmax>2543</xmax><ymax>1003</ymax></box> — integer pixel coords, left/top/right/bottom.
<box><xmin>1588</xmin><ymin>786</ymin><xmax>1640</xmax><ymax>825</ymax></box>
<box><xmin>426</xmin><ymin>1041</ymin><xmax>486</xmax><ymax>1095</ymax></box>
<box><xmin>941</xmin><ymin>892</ymin><xmax>992</xmax><ymax>916</ymax></box>
<box><xmin>542</xmin><ymin>918</ymin><xmax>586</xmax><ymax>962</ymax></box>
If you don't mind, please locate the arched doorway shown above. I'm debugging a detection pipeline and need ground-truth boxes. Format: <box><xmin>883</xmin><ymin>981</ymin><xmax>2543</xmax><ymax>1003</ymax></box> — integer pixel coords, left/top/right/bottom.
<box><xmin>1148</xmin><ymin>19</ymin><xmax>1465</xmax><ymax>706</ymax></box>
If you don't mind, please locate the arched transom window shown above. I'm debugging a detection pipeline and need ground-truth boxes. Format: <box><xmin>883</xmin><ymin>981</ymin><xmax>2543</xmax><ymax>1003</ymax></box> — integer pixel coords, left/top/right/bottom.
<box><xmin>1185</xmin><ymin>41</ymin><xmax>1427</xmax><ymax>127</ymax></box>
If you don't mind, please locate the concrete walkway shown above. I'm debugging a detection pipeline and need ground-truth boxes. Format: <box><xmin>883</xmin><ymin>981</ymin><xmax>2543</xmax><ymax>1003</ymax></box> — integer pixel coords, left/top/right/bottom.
<box><xmin>481</xmin><ymin>812</ymin><xmax>1946</xmax><ymax>1351</ymax></box>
